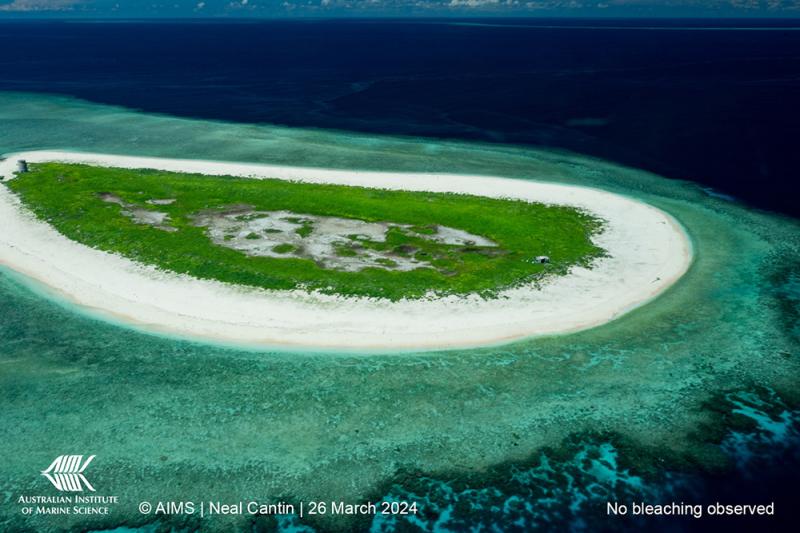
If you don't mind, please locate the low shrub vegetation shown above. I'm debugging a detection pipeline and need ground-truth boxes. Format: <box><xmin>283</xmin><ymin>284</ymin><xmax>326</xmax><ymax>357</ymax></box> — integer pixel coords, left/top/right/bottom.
<box><xmin>6</xmin><ymin>163</ymin><xmax>605</xmax><ymax>299</ymax></box>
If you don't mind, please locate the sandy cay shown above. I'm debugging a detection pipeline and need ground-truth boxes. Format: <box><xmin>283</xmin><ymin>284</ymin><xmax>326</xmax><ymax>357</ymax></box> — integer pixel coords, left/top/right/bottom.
<box><xmin>0</xmin><ymin>150</ymin><xmax>692</xmax><ymax>351</ymax></box>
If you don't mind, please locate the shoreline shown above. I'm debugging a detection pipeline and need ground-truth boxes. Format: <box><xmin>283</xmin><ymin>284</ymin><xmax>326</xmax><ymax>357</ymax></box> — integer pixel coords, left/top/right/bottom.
<box><xmin>0</xmin><ymin>150</ymin><xmax>693</xmax><ymax>351</ymax></box>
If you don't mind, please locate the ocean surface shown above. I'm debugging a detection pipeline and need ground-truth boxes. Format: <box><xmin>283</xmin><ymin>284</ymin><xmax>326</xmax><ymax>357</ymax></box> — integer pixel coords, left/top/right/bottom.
<box><xmin>1</xmin><ymin>18</ymin><xmax>798</xmax><ymax>215</ymax></box>
<box><xmin>0</xmin><ymin>19</ymin><xmax>798</xmax><ymax>532</ymax></box>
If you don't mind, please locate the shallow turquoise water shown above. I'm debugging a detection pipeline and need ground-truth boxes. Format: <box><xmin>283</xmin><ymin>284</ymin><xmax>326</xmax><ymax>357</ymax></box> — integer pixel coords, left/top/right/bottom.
<box><xmin>0</xmin><ymin>91</ymin><xmax>798</xmax><ymax>531</ymax></box>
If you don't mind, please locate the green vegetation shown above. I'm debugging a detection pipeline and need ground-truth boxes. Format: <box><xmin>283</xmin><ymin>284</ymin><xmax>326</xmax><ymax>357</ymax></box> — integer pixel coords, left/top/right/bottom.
<box><xmin>295</xmin><ymin>222</ymin><xmax>313</xmax><ymax>238</ymax></box>
<box><xmin>6</xmin><ymin>163</ymin><xmax>605</xmax><ymax>299</ymax></box>
<box><xmin>272</xmin><ymin>243</ymin><xmax>296</xmax><ymax>254</ymax></box>
<box><xmin>376</xmin><ymin>258</ymin><xmax>398</xmax><ymax>268</ymax></box>
<box><xmin>410</xmin><ymin>224</ymin><xmax>437</xmax><ymax>235</ymax></box>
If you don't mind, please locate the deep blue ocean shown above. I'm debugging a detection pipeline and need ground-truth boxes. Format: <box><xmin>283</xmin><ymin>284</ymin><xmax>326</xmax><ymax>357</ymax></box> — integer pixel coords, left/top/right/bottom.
<box><xmin>1</xmin><ymin>18</ymin><xmax>799</xmax><ymax>215</ymax></box>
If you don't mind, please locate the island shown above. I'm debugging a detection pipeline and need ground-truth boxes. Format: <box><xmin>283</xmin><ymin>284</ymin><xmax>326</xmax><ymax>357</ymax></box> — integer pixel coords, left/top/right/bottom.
<box><xmin>0</xmin><ymin>151</ymin><xmax>692</xmax><ymax>351</ymax></box>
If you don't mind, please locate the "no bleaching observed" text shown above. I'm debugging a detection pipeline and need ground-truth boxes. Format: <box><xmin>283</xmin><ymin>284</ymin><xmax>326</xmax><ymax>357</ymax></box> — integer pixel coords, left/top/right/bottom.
<box><xmin>607</xmin><ymin>501</ymin><xmax>775</xmax><ymax>519</ymax></box>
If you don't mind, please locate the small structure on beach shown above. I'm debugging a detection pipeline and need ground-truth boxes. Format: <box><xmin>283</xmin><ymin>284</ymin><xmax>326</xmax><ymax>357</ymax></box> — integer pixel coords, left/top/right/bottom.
<box><xmin>534</xmin><ymin>255</ymin><xmax>550</xmax><ymax>264</ymax></box>
<box><xmin>17</xmin><ymin>160</ymin><xmax>28</xmax><ymax>173</ymax></box>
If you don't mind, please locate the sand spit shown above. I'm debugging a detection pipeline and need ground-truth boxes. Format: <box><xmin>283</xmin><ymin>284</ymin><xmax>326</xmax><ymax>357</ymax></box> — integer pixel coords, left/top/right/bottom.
<box><xmin>0</xmin><ymin>151</ymin><xmax>692</xmax><ymax>351</ymax></box>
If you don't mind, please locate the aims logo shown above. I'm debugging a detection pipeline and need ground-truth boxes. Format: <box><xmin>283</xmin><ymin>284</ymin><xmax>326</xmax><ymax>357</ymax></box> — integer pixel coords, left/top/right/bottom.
<box><xmin>41</xmin><ymin>455</ymin><xmax>96</xmax><ymax>492</ymax></box>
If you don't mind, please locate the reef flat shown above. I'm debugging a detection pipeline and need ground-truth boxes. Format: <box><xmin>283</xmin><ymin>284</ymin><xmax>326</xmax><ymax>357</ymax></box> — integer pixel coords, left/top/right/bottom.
<box><xmin>0</xmin><ymin>93</ymin><xmax>797</xmax><ymax>532</ymax></box>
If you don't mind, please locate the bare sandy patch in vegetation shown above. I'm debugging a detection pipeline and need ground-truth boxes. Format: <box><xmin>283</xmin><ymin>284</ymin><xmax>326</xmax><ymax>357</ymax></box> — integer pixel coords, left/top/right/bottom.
<box><xmin>192</xmin><ymin>206</ymin><xmax>498</xmax><ymax>272</ymax></box>
<box><xmin>98</xmin><ymin>192</ymin><xmax>177</xmax><ymax>232</ymax></box>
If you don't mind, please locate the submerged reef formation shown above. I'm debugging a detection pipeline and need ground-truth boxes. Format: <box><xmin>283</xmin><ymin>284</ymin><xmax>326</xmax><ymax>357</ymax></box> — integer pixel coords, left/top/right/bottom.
<box><xmin>0</xmin><ymin>93</ymin><xmax>797</xmax><ymax>532</ymax></box>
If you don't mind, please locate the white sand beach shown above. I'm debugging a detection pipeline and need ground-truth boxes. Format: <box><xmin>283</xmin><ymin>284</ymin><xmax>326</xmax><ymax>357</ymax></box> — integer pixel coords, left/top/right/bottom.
<box><xmin>0</xmin><ymin>150</ymin><xmax>692</xmax><ymax>351</ymax></box>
